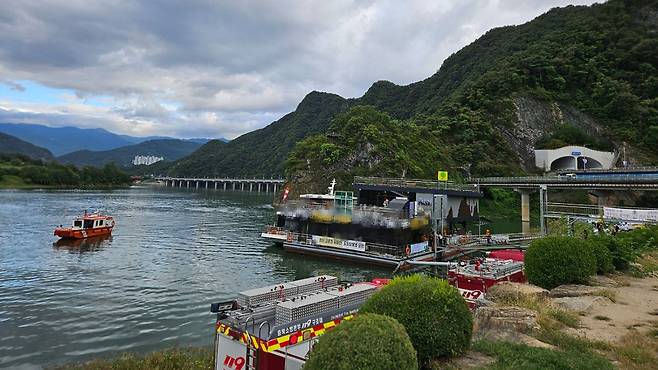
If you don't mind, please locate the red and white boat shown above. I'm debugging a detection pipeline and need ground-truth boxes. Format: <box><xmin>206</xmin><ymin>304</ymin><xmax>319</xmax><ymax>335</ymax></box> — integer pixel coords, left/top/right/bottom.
<box><xmin>54</xmin><ymin>212</ymin><xmax>115</xmax><ymax>239</ymax></box>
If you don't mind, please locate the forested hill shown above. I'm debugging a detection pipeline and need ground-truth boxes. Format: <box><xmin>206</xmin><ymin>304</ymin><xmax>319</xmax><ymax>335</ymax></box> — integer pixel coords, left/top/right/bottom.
<box><xmin>0</xmin><ymin>132</ymin><xmax>55</xmax><ymax>161</ymax></box>
<box><xmin>169</xmin><ymin>92</ymin><xmax>348</xmax><ymax>177</ymax></box>
<box><xmin>58</xmin><ymin>139</ymin><xmax>203</xmax><ymax>168</ymax></box>
<box><xmin>172</xmin><ymin>0</ymin><xmax>658</xmax><ymax>185</ymax></box>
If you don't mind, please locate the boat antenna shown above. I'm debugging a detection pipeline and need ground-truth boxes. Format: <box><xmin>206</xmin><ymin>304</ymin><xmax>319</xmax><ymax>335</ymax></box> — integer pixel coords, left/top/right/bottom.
<box><xmin>328</xmin><ymin>178</ymin><xmax>336</xmax><ymax>196</ymax></box>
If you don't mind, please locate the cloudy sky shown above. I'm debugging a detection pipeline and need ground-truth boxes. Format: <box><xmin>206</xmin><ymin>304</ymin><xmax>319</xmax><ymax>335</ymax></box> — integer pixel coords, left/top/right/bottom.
<box><xmin>0</xmin><ymin>0</ymin><xmax>597</xmax><ymax>140</ymax></box>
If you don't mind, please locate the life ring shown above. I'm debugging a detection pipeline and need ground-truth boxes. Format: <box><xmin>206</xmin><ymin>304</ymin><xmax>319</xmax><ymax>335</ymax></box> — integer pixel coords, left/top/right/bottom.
<box><xmin>287</xmin><ymin>233</ymin><xmax>293</xmax><ymax>242</ymax></box>
<box><xmin>405</xmin><ymin>245</ymin><xmax>411</xmax><ymax>256</ymax></box>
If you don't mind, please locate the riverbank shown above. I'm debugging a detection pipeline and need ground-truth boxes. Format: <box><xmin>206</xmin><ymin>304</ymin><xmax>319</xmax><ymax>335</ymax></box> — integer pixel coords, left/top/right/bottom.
<box><xmin>0</xmin><ymin>153</ymin><xmax>132</xmax><ymax>189</ymax></box>
<box><xmin>438</xmin><ymin>274</ymin><xmax>658</xmax><ymax>370</ymax></box>
<box><xmin>53</xmin><ymin>347</ymin><xmax>213</xmax><ymax>370</ymax></box>
<box><xmin>54</xmin><ymin>274</ymin><xmax>658</xmax><ymax>370</ymax></box>
<box><xmin>0</xmin><ymin>175</ymin><xmax>132</xmax><ymax>190</ymax></box>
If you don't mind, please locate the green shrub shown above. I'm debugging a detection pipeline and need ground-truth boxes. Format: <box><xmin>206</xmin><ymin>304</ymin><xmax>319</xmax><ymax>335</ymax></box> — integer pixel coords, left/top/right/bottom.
<box><xmin>595</xmin><ymin>235</ymin><xmax>636</xmax><ymax>270</ymax></box>
<box><xmin>525</xmin><ymin>236</ymin><xmax>597</xmax><ymax>289</ymax></box>
<box><xmin>303</xmin><ymin>313</ymin><xmax>417</xmax><ymax>370</ymax></box>
<box><xmin>359</xmin><ymin>275</ymin><xmax>472</xmax><ymax>365</ymax></box>
<box><xmin>588</xmin><ymin>237</ymin><xmax>615</xmax><ymax>274</ymax></box>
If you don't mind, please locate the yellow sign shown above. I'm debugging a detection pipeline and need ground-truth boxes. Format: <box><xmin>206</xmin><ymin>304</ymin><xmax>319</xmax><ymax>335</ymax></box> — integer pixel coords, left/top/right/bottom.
<box><xmin>437</xmin><ymin>171</ymin><xmax>448</xmax><ymax>182</ymax></box>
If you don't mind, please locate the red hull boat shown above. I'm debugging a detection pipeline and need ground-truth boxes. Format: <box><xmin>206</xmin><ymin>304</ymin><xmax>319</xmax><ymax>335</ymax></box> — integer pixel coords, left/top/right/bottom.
<box><xmin>54</xmin><ymin>212</ymin><xmax>115</xmax><ymax>239</ymax></box>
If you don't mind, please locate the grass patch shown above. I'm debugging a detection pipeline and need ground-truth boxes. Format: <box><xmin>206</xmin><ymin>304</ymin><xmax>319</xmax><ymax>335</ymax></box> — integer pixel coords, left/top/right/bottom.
<box><xmin>472</xmin><ymin>340</ymin><xmax>613</xmax><ymax>370</ymax></box>
<box><xmin>547</xmin><ymin>308</ymin><xmax>580</xmax><ymax>328</ymax></box>
<box><xmin>534</xmin><ymin>317</ymin><xmax>611</xmax><ymax>353</ymax></box>
<box><xmin>635</xmin><ymin>250</ymin><xmax>658</xmax><ymax>274</ymax></box>
<box><xmin>53</xmin><ymin>347</ymin><xmax>213</xmax><ymax>370</ymax></box>
<box><xmin>591</xmin><ymin>289</ymin><xmax>617</xmax><ymax>303</ymax></box>
<box><xmin>0</xmin><ymin>174</ymin><xmax>31</xmax><ymax>188</ymax></box>
<box><xmin>648</xmin><ymin>329</ymin><xmax>658</xmax><ymax>339</ymax></box>
<box><xmin>612</xmin><ymin>331</ymin><xmax>658</xmax><ymax>370</ymax></box>
<box><xmin>494</xmin><ymin>294</ymin><xmax>580</xmax><ymax>329</ymax></box>
<box><xmin>593</xmin><ymin>315</ymin><xmax>611</xmax><ymax>321</ymax></box>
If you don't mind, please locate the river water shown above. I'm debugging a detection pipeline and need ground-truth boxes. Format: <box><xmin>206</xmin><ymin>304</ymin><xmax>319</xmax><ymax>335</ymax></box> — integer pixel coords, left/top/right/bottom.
<box><xmin>0</xmin><ymin>186</ymin><xmax>387</xmax><ymax>369</ymax></box>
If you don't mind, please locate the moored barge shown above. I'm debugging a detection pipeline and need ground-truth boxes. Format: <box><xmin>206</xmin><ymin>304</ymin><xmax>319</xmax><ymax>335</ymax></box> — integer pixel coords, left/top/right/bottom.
<box><xmin>262</xmin><ymin>177</ymin><xmax>483</xmax><ymax>268</ymax></box>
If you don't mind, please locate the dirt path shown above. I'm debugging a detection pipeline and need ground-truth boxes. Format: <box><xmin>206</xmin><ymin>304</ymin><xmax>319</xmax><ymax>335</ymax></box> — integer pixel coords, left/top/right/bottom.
<box><xmin>566</xmin><ymin>276</ymin><xmax>658</xmax><ymax>343</ymax></box>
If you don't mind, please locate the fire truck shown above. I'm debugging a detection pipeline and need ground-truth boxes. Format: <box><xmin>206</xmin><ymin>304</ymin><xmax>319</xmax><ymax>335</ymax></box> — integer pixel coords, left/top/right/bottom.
<box><xmin>210</xmin><ymin>276</ymin><xmax>389</xmax><ymax>370</ymax></box>
<box><xmin>210</xmin><ymin>255</ymin><xmax>524</xmax><ymax>370</ymax></box>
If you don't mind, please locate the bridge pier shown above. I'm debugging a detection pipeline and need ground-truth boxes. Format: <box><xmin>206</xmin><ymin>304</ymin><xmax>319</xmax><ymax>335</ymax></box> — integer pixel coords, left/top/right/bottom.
<box><xmin>520</xmin><ymin>190</ymin><xmax>531</xmax><ymax>234</ymax></box>
<box><xmin>157</xmin><ymin>177</ymin><xmax>284</xmax><ymax>193</ymax></box>
<box><xmin>589</xmin><ymin>190</ymin><xmax>612</xmax><ymax>207</ymax></box>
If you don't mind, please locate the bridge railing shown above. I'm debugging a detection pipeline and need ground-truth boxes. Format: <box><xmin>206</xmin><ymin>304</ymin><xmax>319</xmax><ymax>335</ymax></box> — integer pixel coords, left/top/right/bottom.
<box><xmin>471</xmin><ymin>175</ymin><xmax>658</xmax><ymax>184</ymax></box>
<box><xmin>354</xmin><ymin>176</ymin><xmax>480</xmax><ymax>192</ymax></box>
<box><xmin>545</xmin><ymin>202</ymin><xmax>658</xmax><ymax>221</ymax></box>
<box><xmin>554</xmin><ymin>166</ymin><xmax>658</xmax><ymax>174</ymax></box>
<box><xmin>545</xmin><ymin>202</ymin><xmax>601</xmax><ymax>217</ymax></box>
<box><xmin>156</xmin><ymin>176</ymin><xmax>285</xmax><ymax>182</ymax></box>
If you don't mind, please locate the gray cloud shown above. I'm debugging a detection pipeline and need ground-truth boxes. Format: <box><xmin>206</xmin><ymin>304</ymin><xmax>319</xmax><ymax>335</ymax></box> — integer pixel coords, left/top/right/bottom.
<box><xmin>0</xmin><ymin>0</ymin><xmax>598</xmax><ymax>139</ymax></box>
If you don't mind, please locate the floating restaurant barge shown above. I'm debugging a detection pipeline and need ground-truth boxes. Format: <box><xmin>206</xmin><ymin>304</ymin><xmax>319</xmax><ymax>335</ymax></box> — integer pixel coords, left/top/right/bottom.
<box><xmin>262</xmin><ymin>177</ymin><xmax>483</xmax><ymax>267</ymax></box>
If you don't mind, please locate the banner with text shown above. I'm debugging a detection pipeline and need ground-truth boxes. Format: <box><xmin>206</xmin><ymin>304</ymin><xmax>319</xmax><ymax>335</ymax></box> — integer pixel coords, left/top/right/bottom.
<box><xmin>603</xmin><ymin>207</ymin><xmax>658</xmax><ymax>222</ymax></box>
<box><xmin>312</xmin><ymin>235</ymin><xmax>367</xmax><ymax>252</ymax></box>
<box><xmin>410</xmin><ymin>241</ymin><xmax>429</xmax><ymax>254</ymax></box>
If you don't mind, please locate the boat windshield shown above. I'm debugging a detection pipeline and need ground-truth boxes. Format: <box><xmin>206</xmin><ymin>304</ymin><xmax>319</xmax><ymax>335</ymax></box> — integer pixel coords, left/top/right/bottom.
<box><xmin>74</xmin><ymin>220</ymin><xmax>82</xmax><ymax>228</ymax></box>
<box><xmin>83</xmin><ymin>220</ymin><xmax>94</xmax><ymax>228</ymax></box>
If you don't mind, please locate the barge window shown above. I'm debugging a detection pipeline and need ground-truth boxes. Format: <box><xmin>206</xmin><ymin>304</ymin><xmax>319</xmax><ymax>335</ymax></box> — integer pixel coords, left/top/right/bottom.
<box><xmin>99</xmin><ymin>220</ymin><xmax>104</xmax><ymax>226</ymax></box>
<box><xmin>83</xmin><ymin>220</ymin><xmax>94</xmax><ymax>228</ymax></box>
<box><xmin>74</xmin><ymin>220</ymin><xmax>82</xmax><ymax>227</ymax></box>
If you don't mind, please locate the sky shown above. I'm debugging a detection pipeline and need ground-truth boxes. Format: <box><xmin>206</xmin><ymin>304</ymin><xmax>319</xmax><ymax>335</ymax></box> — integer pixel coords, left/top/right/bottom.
<box><xmin>0</xmin><ymin>0</ymin><xmax>598</xmax><ymax>140</ymax></box>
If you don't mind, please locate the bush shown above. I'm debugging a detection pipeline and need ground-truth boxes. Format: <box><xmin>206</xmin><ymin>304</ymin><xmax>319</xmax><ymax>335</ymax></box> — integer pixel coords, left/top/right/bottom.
<box><xmin>359</xmin><ymin>275</ymin><xmax>472</xmax><ymax>365</ymax></box>
<box><xmin>594</xmin><ymin>235</ymin><xmax>636</xmax><ymax>271</ymax></box>
<box><xmin>525</xmin><ymin>236</ymin><xmax>597</xmax><ymax>289</ymax></box>
<box><xmin>588</xmin><ymin>237</ymin><xmax>615</xmax><ymax>274</ymax></box>
<box><xmin>303</xmin><ymin>313</ymin><xmax>417</xmax><ymax>370</ymax></box>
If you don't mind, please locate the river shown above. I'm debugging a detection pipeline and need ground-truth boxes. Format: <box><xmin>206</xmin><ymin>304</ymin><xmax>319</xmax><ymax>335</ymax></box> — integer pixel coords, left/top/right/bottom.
<box><xmin>0</xmin><ymin>186</ymin><xmax>387</xmax><ymax>369</ymax></box>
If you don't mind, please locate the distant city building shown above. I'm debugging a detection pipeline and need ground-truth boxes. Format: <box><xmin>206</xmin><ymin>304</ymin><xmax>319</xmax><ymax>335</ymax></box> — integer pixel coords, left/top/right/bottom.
<box><xmin>133</xmin><ymin>155</ymin><xmax>164</xmax><ymax>166</ymax></box>
<box><xmin>534</xmin><ymin>146</ymin><xmax>616</xmax><ymax>172</ymax></box>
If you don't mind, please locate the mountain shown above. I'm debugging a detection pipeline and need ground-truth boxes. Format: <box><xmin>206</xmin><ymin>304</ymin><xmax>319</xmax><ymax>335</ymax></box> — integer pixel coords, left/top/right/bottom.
<box><xmin>169</xmin><ymin>92</ymin><xmax>348</xmax><ymax>177</ymax></box>
<box><xmin>0</xmin><ymin>132</ymin><xmax>55</xmax><ymax>161</ymax></box>
<box><xmin>57</xmin><ymin>139</ymin><xmax>203</xmax><ymax>167</ymax></box>
<box><xmin>0</xmin><ymin>123</ymin><xmax>212</xmax><ymax>156</ymax></box>
<box><xmin>172</xmin><ymin>0</ymin><xmax>658</xmax><ymax>187</ymax></box>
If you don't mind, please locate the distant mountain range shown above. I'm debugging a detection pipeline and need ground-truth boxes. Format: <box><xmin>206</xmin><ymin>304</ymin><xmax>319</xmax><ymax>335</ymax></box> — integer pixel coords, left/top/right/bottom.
<box><xmin>57</xmin><ymin>139</ymin><xmax>204</xmax><ymax>167</ymax></box>
<box><xmin>0</xmin><ymin>132</ymin><xmax>55</xmax><ymax>161</ymax></box>
<box><xmin>0</xmin><ymin>123</ymin><xmax>217</xmax><ymax>156</ymax></box>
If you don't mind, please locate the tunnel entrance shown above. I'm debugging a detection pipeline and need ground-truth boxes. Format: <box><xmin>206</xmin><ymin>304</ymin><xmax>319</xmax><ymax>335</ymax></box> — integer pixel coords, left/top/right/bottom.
<box><xmin>550</xmin><ymin>156</ymin><xmax>576</xmax><ymax>171</ymax></box>
<box><xmin>577</xmin><ymin>156</ymin><xmax>603</xmax><ymax>170</ymax></box>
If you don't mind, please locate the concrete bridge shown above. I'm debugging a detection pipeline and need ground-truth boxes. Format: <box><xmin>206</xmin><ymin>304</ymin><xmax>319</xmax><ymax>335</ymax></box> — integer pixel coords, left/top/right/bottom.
<box><xmin>156</xmin><ymin>177</ymin><xmax>285</xmax><ymax>193</ymax></box>
<box><xmin>468</xmin><ymin>170</ymin><xmax>658</xmax><ymax>234</ymax></box>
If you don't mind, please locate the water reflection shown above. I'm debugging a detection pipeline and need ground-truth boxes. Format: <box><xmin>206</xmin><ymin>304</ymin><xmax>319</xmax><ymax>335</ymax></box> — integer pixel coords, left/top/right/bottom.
<box><xmin>52</xmin><ymin>235</ymin><xmax>112</xmax><ymax>252</ymax></box>
<box><xmin>0</xmin><ymin>188</ymin><xmax>386</xmax><ymax>369</ymax></box>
